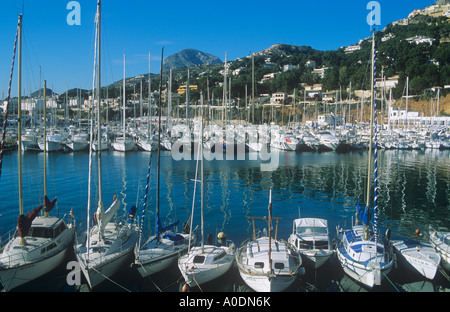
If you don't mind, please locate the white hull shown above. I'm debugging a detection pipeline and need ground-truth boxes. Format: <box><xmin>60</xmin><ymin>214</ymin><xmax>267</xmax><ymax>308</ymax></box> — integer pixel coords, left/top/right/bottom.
<box><xmin>178</xmin><ymin>244</ymin><xmax>235</xmax><ymax>287</ymax></box>
<box><xmin>75</xmin><ymin>222</ymin><xmax>139</xmax><ymax>289</ymax></box>
<box><xmin>112</xmin><ymin>140</ymin><xmax>135</xmax><ymax>152</ymax></box>
<box><xmin>0</xmin><ymin>217</ymin><xmax>75</xmax><ymax>291</ymax></box>
<box><xmin>21</xmin><ymin>139</ymin><xmax>40</xmax><ymax>151</ymax></box>
<box><xmin>335</xmin><ymin>226</ymin><xmax>394</xmax><ymax>288</ymax></box>
<box><xmin>134</xmin><ymin>231</ymin><xmax>196</xmax><ymax>278</ymax></box>
<box><xmin>0</xmin><ymin>243</ymin><xmax>71</xmax><ymax>291</ymax></box>
<box><xmin>429</xmin><ymin>228</ymin><xmax>450</xmax><ymax>272</ymax></box>
<box><xmin>66</xmin><ymin>141</ymin><xmax>89</xmax><ymax>151</ymax></box>
<box><xmin>91</xmin><ymin>140</ymin><xmax>110</xmax><ymax>151</ymax></box>
<box><xmin>392</xmin><ymin>240</ymin><xmax>441</xmax><ymax>280</ymax></box>
<box><xmin>137</xmin><ymin>139</ymin><xmax>153</xmax><ymax>152</ymax></box>
<box><xmin>38</xmin><ymin>140</ymin><xmax>64</xmax><ymax>152</ymax></box>
<box><xmin>239</xmin><ymin>271</ymin><xmax>298</xmax><ymax>292</ymax></box>
<box><xmin>236</xmin><ymin>237</ymin><xmax>301</xmax><ymax>292</ymax></box>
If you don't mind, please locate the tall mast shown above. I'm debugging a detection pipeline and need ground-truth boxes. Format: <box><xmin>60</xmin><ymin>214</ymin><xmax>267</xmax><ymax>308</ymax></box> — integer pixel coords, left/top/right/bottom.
<box><xmin>200</xmin><ymin>92</ymin><xmax>204</xmax><ymax>252</ymax></box>
<box><xmin>43</xmin><ymin>80</ymin><xmax>48</xmax><ymax>217</ymax></box>
<box><xmin>18</xmin><ymin>14</ymin><xmax>24</xmax><ymax>246</ymax></box>
<box><xmin>97</xmin><ymin>0</ymin><xmax>103</xmax><ymax>215</ymax></box>
<box><xmin>364</xmin><ymin>29</ymin><xmax>375</xmax><ymax>241</ymax></box>
<box><xmin>268</xmin><ymin>189</ymin><xmax>273</xmax><ymax>274</ymax></box>
<box><xmin>123</xmin><ymin>53</ymin><xmax>126</xmax><ymax>141</ymax></box>
<box><xmin>156</xmin><ymin>48</ymin><xmax>164</xmax><ymax>243</ymax></box>
<box><xmin>148</xmin><ymin>51</ymin><xmax>151</xmax><ymax>137</ymax></box>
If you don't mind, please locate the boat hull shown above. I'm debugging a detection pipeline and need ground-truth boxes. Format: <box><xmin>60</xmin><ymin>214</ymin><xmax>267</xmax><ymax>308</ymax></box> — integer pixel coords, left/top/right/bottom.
<box><xmin>0</xmin><ymin>222</ymin><xmax>75</xmax><ymax>292</ymax></box>
<box><xmin>238</xmin><ymin>270</ymin><xmax>297</xmax><ymax>292</ymax></box>
<box><xmin>178</xmin><ymin>245</ymin><xmax>235</xmax><ymax>287</ymax></box>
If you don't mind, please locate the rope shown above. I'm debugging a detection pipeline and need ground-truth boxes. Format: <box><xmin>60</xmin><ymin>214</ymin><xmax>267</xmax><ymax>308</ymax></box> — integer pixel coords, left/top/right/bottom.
<box><xmin>90</xmin><ymin>266</ymin><xmax>132</xmax><ymax>292</ymax></box>
<box><xmin>0</xmin><ymin>15</ymin><xmax>20</xmax><ymax>181</ymax></box>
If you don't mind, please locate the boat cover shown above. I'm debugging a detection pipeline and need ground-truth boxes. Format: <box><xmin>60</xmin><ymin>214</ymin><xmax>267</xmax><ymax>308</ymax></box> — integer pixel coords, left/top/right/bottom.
<box><xmin>43</xmin><ymin>195</ymin><xmax>57</xmax><ymax>213</ymax></box>
<box><xmin>294</xmin><ymin>218</ymin><xmax>327</xmax><ymax>229</ymax></box>
<box><xmin>17</xmin><ymin>205</ymin><xmax>43</xmax><ymax>238</ymax></box>
<box><xmin>357</xmin><ymin>203</ymin><xmax>370</xmax><ymax>226</ymax></box>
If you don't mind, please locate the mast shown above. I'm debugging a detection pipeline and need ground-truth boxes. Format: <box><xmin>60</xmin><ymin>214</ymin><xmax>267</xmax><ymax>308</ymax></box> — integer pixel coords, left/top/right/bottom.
<box><xmin>186</xmin><ymin>69</ymin><xmax>190</xmax><ymax>126</ymax></box>
<box><xmin>156</xmin><ymin>48</ymin><xmax>164</xmax><ymax>243</ymax></box>
<box><xmin>148</xmin><ymin>51</ymin><xmax>151</xmax><ymax>138</ymax></box>
<box><xmin>18</xmin><ymin>14</ymin><xmax>23</xmax><ymax>245</ymax></box>
<box><xmin>200</xmin><ymin>92</ymin><xmax>204</xmax><ymax>252</ymax></box>
<box><xmin>268</xmin><ymin>189</ymin><xmax>273</xmax><ymax>274</ymax></box>
<box><xmin>97</xmin><ymin>0</ymin><xmax>103</xmax><ymax>219</ymax></box>
<box><xmin>405</xmin><ymin>76</ymin><xmax>409</xmax><ymax>131</ymax></box>
<box><xmin>364</xmin><ymin>29</ymin><xmax>375</xmax><ymax>241</ymax></box>
<box><xmin>123</xmin><ymin>53</ymin><xmax>126</xmax><ymax>142</ymax></box>
<box><xmin>43</xmin><ymin>80</ymin><xmax>48</xmax><ymax>217</ymax></box>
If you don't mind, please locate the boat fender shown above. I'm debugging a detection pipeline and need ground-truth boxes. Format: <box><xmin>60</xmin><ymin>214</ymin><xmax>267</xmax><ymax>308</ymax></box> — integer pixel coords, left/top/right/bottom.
<box><xmin>385</xmin><ymin>229</ymin><xmax>391</xmax><ymax>241</ymax></box>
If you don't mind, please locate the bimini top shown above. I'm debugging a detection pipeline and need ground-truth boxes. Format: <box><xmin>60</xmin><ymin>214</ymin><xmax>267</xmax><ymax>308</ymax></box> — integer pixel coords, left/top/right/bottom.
<box><xmin>293</xmin><ymin>218</ymin><xmax>328</xmax><ymax>228</ymax></box>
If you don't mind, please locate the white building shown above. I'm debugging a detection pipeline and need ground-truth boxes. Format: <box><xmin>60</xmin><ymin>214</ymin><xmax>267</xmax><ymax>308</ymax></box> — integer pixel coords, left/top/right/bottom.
<box><xmin>271</xmin><ymin>92</ymin><xmax>287</xmax><ymax>104</ymax></box>
<box><xmin>406</xmin><ymin>35</ymin><xmax>435</xmax><ymax>45</ymax></box>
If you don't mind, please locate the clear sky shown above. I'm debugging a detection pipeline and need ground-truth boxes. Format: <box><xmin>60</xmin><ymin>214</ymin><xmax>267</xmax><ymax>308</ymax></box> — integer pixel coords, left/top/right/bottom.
<box><xmin>0</xmin><ymin>0</ymin><xmax>437</xmax><ymax>97</ymax></box>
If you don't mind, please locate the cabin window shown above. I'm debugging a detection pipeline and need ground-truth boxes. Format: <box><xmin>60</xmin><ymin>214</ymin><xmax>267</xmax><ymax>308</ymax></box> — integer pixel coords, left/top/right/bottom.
<box><xmin>274</xmin><ymin>262</ymin><xmax>285</xmax><ymax>270</ymax></box>
<box><xmin>254</xmin><ymin>262</ymin><xmax>264</xmax><ymax>269</ymax></box>
<box><xmin>193</xmin><ymin>255</ymin><xmax>205</xmax><ymax>264</ymax></box>
<box><xmin>29</xmin><ymin>227</ymin><xmax>53</xmax><ymax>239</ymax></box>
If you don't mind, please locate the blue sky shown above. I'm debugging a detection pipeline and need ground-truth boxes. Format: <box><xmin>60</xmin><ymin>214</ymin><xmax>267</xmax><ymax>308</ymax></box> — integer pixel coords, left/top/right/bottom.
<box><xmin>0</xmin><ymin>0</ymin><xmax>437</xmax><ymax>96</ymax></box>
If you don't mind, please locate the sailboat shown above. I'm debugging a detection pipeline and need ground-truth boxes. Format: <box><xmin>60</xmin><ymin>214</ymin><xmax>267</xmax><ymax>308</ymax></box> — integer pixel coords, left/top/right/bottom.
<box><xmin>235</xmin><ymin>189</ymin><xmax>302</xmax><ymax>292</ymax></box>
<box><xmin>0</xmin><ymin>17</ymin><xmax>75</xmax><ymax>291</ymax></box>
<box><xmin>335</xmin><ymin>30</ymin><xmax>394</xmax><ymax>289</ymax></box>
<box><xmin>112</xmin><ymin>53</ymin><xmax>135</xmax><ymax>152</ymax></box>
<box><xmin>134</xmin><ymin>48</ymin><xmax>198</xmax><ymax>279</ymax></box>
<box><xmin>73</xmin><ymin>1</ymin><xmax>139</xmax><ymax>289</ymax></box>
<box><xmin>178</xmin><ymin>94</ymin><xmax>235</xmax><ymax>290</ymax></box>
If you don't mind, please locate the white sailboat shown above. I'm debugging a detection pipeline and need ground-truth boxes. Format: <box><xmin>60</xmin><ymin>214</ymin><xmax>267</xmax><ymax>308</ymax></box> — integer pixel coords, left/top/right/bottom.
<box><xmin>335</xmin><ymin>30</ymin><xmax>394</xmax><ymax>289</ymax></box>
<box><xmin>288</xmin><ymin>217</ymin><xmax>333</xmax><ymax>269</ymax></box>
<box><xmin>73</xmin><ymin>1</ymin><xmax>138</xmax><ymax>289</ymax></box>
<box><xmin>0</xmin><ymin>21</ymin><xmax>75</xmax><ymax>291</ymax></box>
<box><xmin>391</xmin><ymin>239</ymin><xmax>441</xmax><ymax>280</ymax></box>
<box><xmin>429</xmin><ymin>226</ymin><xmax>450</xmax><ymax>272</ymax></box>
<box><xmin>134</xmin><ymin>48</ymin><xmax>197</xmax><ymax>278</ymax></box>
<box><xmin>178</xmin><ymin>94</ymin><xmax>235</xmax><ymax>290</ymax></box>
<box><xmin>235</xmin><ymin>189</ymin><xmax>302</xmax><ymax>292</ymax></box>
<box><xmin>112</xmin><ymin>53</ymin><xmax>135</xmax><ymax>152</ymax></box>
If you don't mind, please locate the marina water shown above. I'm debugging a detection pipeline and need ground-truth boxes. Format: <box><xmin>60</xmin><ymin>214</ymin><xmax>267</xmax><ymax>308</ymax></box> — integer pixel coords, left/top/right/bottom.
<box><xmin>0</xmin><ymin>148</ymin><xmax>449</xmax><ymax>292</ymax></box>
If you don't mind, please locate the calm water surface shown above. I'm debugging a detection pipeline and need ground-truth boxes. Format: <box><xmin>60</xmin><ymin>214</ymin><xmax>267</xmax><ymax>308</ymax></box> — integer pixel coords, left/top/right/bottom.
<box><xmin>0</xmin><ymin>148</ymin><xmax>449</xmax><ymax>292</ymax></box>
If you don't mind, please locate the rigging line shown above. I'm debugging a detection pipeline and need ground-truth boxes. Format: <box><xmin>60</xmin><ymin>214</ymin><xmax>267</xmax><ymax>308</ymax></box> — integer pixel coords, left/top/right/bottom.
<box><xmin>90</xmin><ymin>266</ymin><xmax>131</xmax><ymax>292</ymax></box>
<box><xmin>0</xmin><ymin>16</ymin><xmax>19</xmax><ymax>181</ymax></box>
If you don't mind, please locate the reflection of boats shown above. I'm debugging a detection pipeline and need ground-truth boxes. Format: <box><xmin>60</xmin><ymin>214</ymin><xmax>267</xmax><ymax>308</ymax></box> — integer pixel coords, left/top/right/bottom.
<box><xmin>288</xmin><ymin>218</ymin><xmax>333</xmax><ymax>269</ymax></box>
<box><xmin>236</xmin><ymin>189</ymin><xmax>302</xmax><ymax>292</ymax></box>
<box><xmin>391</xmin><ymin>239</ymin><xmax>440</xmax><ymax>280</ymax></box>
<box><xmin>429</xmin><ymin>226</ymin><xmax>450</xmax><ymax>272</ymax></box>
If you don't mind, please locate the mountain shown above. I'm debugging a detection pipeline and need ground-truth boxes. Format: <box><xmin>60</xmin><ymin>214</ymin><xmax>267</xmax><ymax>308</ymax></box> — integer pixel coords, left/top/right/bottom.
<box><xmin>163</xmin><ymin>49</ymin><xmax>222</xmax><ymax>71</ymax></box>
<box><xmin>259</xmin><ymin>43</ymin><xmax>318</xmax><ymax>57</ymax></box>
